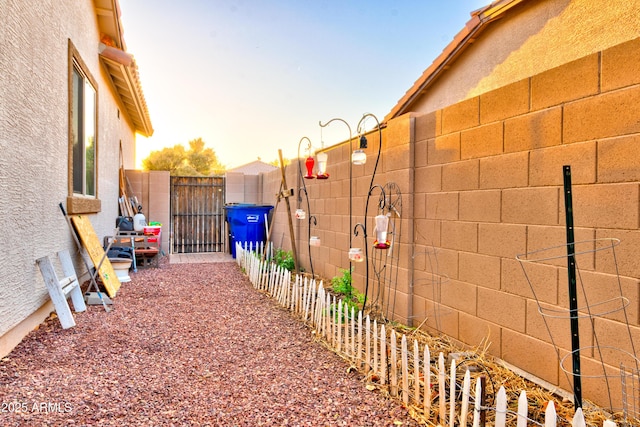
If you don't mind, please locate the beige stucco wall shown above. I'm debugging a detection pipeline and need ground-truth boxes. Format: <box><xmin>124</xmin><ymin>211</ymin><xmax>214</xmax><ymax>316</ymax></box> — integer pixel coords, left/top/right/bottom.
<box><xmin>409</xmin><ymin>0</ymin><xmax>640</xmax><ymax>115</ymax></box>
<box><xmin>0</xmin><ymin>0</ymin><xmax>138</xmax><ymax>356</ymax></box>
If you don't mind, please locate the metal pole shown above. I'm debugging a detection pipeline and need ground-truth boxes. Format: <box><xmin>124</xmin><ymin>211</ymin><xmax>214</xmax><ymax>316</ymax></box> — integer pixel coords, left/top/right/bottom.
<box><xmin>355</xmin><ymin>113</ymin><xmax>383</xmax><ymax>312</ymax></box>
<box><xmin>319</xmin><ymin>118</ymin><xmax>352</xmax><ymax>272</ymax></box>
<box><xmin>563</xmin><ymin>164</ymin><xmax>582</xmax><ymax>409</ymax></box>
<box><xmin>297</xmin><ymin>137</ymin><xmax>315</xmax><ymax>278</ymax></box>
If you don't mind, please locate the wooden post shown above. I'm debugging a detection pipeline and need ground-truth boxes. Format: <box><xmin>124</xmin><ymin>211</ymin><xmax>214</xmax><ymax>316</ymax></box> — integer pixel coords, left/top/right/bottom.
<box><xmin>495</xmin><ymin>386</ymin><xmax>507</xmax><ymax>427</ymax></box>
<box><xmin>390</xmin><ymin>329</ymin><xmax>398</xmax><ymax>397</ymax></box>
<box><xmin>365</xmin><ymin>315</ymin><xmax>371</xmax><ymax>372</ymax></box>
<box><xmin>401</xmin><ymin>334</ymin><xmax>409</xmax><ymax>404</ymax></box>
<box><xmin>461</xmin><ymin>370</ymin><xmax>471</xmax><ymax>426</ymax></box>
<box><xmin>373</xmin><ymin>319</ymin><xmax>378</xmax><ymax>374</ymax></box>
<box><xmin>351</xmin><ymin>307</ymin><xmax>356</xmax><ymax>357</ymax></box>
<box><xmin>449</xmin><ymin>358</ymin><xmax>456</xmax><ymax>427</ymax></box>
<box><xmin>337</xmin><ymin>300</ymin><xmax>343</xmax><ymax>352</ymax></box>
<box><xmin>380</xmin><ymin>324</ymin><xmax>386</xmax><ymax>385</ymax></box>
<box><xmin>263</xmin><ymin>181</ymin><xmax>283</xmax><ymax>260</ymax></box>
<box><xmin>278</xmin><ymin>149</ymin><xmax>299</xmax><ymax>273</ymax></box>
<box><xmin>424</xmin><ymin>345</ymin><xmax>431</xmax><ymax>413</ymax></box>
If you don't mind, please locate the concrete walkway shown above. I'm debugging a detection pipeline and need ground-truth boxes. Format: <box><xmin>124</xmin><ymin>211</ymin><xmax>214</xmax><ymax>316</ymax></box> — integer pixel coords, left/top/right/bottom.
<box><xmin>168</xmin><ymin>251</ymin><xmax>234</xmax><ymax>264</ymax></box>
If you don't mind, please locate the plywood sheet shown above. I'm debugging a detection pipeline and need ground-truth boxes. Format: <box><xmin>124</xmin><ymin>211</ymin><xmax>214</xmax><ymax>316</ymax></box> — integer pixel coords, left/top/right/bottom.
<box><xmin>70</xmin><ymin>215</ymin><xmax>121</xmax><ymax>298</ymax></box>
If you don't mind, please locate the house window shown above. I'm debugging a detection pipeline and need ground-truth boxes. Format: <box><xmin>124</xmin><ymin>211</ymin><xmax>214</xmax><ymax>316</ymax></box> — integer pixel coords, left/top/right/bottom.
<box><xmin>72</xmin><ymin>66</ymin><xmax>96</xmax><ymax>196</ymax></box>
<box><xmin>67</xmin><ymin>40</ymin><xmax>100</xmax><ymax>214</ymax></box>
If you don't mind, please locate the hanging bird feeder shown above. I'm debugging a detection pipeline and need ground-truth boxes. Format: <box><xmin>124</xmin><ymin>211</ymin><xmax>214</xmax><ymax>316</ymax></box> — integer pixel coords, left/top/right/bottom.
<box><xmin>373</xmin><ymin>214</ymin><xmax>390</xmax><ymax>249</ymax></box>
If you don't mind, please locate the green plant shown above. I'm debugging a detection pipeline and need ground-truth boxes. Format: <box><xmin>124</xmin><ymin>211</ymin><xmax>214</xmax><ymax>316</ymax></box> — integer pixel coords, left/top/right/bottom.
<box><xmin>330</xmin><ymin>268</ymin><xmax>353</xmax><ymax>296</ymax></box>
<box><xmin>329</xmin><ymin>268</ymin><xmax>364</xmax><ymax>319</ymax></box>
<box><xmin>273</xmin><ymin>248</ymin><xmax>295</xmax><ymax>272</ymax></box>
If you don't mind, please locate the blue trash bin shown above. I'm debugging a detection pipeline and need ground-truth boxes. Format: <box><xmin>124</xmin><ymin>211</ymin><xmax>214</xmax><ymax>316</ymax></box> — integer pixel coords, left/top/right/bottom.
<box><xmin>225</xmin><ymin>204</ymin><xmax>273</xmax><ymax>258</ymax></box>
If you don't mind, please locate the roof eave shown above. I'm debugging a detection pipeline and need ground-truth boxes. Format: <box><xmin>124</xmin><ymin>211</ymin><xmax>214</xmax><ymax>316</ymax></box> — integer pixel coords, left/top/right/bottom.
<box><xmin>95</xmin><ymin>0</ymin><xmax>153</xmax><ymax>136</ymax></box>
<box><xmin>99</xmin><ymin>45</ymin><xmax>154</xmax><ymax>137</ymax></box>
<box><xmin>385</xmin><ymin>0</ymin><xmax>527</xmax><ymax>121</ymax></box>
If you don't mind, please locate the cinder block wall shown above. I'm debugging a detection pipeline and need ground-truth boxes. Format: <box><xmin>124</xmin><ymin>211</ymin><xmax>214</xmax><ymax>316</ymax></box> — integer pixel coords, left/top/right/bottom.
<box><xmin>262</xmin><ymin>120</ymin><xmax>414</xmax><ymax>319</ymax></box>
<box><xmin>126</xmin><ymin>170</ymin><xmax>170</xmax><ymax>252</ymax></box>
<box><xmin>225</xmin><ymin>172</ymin><xmax>264</xmax><ymax>205</ymax></box>
<box><xmin>262</xmin><ymin>37</ymin><xmax>640</xmax><ymax>408</ymax></box>
<box><xmin>413</xmin><ymin>37</ymin><xmax>640</xmax><ymax>407</ymax></box>
<box><xmin>225</xmin><ymin>172</ymin><xmax>246</xmax><ymax>204</ymax></box>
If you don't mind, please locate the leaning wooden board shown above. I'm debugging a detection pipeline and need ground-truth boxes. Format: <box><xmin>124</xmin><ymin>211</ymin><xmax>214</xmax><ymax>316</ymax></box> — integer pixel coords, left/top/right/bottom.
<box><xmin>70</xmin><ymin>215</ymin><xmax>121</xmax><ymax>298</ymax></box>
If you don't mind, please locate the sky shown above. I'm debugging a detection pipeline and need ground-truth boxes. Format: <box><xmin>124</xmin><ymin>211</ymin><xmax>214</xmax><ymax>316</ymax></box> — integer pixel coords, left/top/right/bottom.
<box><xmin>120</xmin><ymin>1</ymin><xmax>489</xmax><ymax>169</ymax></box>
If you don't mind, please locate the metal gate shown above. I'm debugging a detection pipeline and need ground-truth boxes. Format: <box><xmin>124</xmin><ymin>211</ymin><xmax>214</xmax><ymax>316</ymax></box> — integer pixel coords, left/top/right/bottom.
<box><xmin>170</xmin><ymin>176</ymin><xmax>225</xmax><ymax>253</ymax></box>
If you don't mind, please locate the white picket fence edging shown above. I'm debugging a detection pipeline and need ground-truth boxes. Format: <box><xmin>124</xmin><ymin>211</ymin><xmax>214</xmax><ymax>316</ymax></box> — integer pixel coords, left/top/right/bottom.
<box><xmin>235</xmin><ymin>242</ymin><xmax>618</xmax><ymax>427</ymax></box>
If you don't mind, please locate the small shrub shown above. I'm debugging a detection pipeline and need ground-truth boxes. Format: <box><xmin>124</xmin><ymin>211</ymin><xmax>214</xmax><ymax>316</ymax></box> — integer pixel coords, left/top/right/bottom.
<box><xmin>329</xmin><ymin>268</ymin><xmax>363</xmax><ymax>319</ymax></box>
<box><xmin>273</xmin><ymin>248</ymin><xmax>295</xmax><ymax>272</ymax></box>
<box><xmin>331</xmin><ymin>268</ymin><xmax>353</xmax><ymax>296</ymax></box>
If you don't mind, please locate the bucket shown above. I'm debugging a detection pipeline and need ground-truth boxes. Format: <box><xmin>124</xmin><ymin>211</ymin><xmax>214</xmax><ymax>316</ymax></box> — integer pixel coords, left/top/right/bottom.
<box><xmin>143</xmin><ymin>226</ymin><xmax>161</xmax><ymax>235</ymax></box>
<box><xmin>110</xmin><ymin>258</ymin><xmax>132</xmax><ymax>283</ymax></box>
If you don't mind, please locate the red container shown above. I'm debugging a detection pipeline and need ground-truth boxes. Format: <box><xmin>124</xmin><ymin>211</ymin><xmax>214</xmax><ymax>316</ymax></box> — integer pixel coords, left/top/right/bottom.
<box><xmin>143</xmin><ymin>226</ymin><xmax>161</xmax><ymax>236</ymax></box>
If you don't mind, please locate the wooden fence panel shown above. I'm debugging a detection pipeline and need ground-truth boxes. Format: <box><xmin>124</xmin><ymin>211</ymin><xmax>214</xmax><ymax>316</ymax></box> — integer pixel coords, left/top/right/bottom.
<box><xmin>170</xmin><ymin>176</ymin><xmax>225</xmax><ymax>253</ymax></box>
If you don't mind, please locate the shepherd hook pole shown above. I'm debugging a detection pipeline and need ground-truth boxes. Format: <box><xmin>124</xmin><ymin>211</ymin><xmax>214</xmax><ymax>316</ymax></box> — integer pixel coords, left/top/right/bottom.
<box><xmin>563</xmin><ymin>165</ymin><xmax>582</xmax><ymax>409</ymax></box>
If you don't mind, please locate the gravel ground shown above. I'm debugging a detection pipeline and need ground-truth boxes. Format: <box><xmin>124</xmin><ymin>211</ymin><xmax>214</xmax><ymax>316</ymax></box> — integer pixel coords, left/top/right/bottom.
<box><xmin>0</xmin><ymin>260</ymin><xmax>420</xmax><ymax>426</ymax></box>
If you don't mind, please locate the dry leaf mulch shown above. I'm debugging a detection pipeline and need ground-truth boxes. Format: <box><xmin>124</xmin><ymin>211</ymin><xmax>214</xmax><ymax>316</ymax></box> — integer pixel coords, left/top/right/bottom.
<box><xmin>0</xmin><ymin>261</ymin><xmax>419</xmax><ymax>427</ymax></box>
